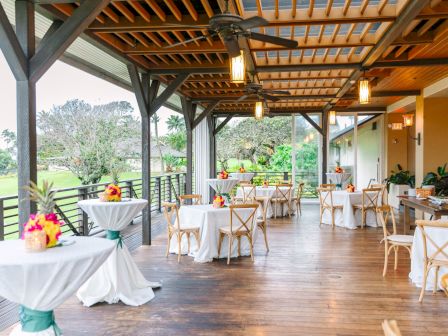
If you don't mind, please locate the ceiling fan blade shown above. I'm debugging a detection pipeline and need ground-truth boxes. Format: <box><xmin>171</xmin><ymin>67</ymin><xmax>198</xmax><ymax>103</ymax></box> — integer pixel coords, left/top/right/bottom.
<box><xmin>237</xmin><ymin>94</ymin><xmax>249</xmax><ymax>102</ymax></box>
<box><xmin>237</xmin><ymin>16</ymin><xmax>269</xmax><ymax>31</ymax></box>
<box><xmin>265</xmin><ymin>90</ymin><xmax>291</xmax><ymax>95</ymax></box>
<box><xmin>262</xmin><ymin>93</ymin><xmax>281</xmax><ymax>102</ymax></box>
<box><xmin>163</xmin><ymin>34</ymin><xmax>208</xmax><ymax>49</ymax></box>
<box><xmin>249</xmin><ymin>32</ymin><xmax>298</xmax><ymax>49</ymax></box>
<box><xmin>223</xmin><ymin>36</ymin><xmax>241</xmax><ymax>58</ymax></box>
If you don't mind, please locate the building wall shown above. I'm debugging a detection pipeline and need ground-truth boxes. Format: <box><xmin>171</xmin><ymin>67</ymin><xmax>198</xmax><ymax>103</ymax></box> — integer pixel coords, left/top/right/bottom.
<box><xmin>357</xmin><ymin>117</ymin><xmax>382</xmax><ymax>188</ymax></box>
<box><xmin>386</xmin><ymin>113</ymin><xmax>410</xmax><ymax>174</ymax></box>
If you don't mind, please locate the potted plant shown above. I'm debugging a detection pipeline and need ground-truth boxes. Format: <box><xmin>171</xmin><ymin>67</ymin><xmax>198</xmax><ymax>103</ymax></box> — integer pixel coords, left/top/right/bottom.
<box><xmin>423</xmin><ymin>163</ymin><xmax>448</xmax><ymax>196</ymax></box>
<box><xmin>386</xmin><ymin>164</ymin><xmax>415</xmax><ymax>208</ymax></box>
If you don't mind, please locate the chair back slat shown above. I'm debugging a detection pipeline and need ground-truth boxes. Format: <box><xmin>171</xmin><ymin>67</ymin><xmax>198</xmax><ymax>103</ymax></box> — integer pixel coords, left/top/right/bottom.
<box><xmin>162</xmin><ymin>202</ymin><xmax>180</xmax><ymax>231</ymax></box>
<box><xmin>229</xmin><ymin>204</ymin><xmax>258</xmax><ymax>234</ymax></box>
<box><xmin>416</xmin><ymin>220</ymin><xmax>448</xmax><ymax>262</ymax></box>
<box><xmin>275</xmin><ymin>183</ymin><xmax>293</xmax><ymax>202</ymax></box>
<box><xmin>179</xmin><ymin>194</ymin><xmax>202</xmax><ymax>205</ymax></box>
<box><xmin>317</xmin><ymin>187</ymin><xmax>334</xmax><ymax>208</ymax></box>
<box><xmin>362</xmin><ymin>187</ymin><xmax>382</xmax><ymax>208</ymax></box>
<box><xmin>241</xmin><ymin>184</ymin><xmax>256</xmax><ymax>203</ymax></box>
<box><xmin>376</xmin><ymin>205</ymin><xmax>397</xmax><ymax>238</ymax></box>
<box><xmin>296</xmin><ymin>182</ymin><xmax>305</xmax><ymax>200</ymax></box>
<box><xmin>371</xmin><ymin>184</ymin><xmax>388</xmax><ymax>206</ymax></box>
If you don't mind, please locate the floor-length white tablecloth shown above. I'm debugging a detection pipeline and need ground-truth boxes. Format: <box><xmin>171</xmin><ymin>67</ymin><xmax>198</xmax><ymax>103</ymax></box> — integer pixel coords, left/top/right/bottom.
<box><xmin>409</xmin><ymin>226</ymin><xmax>448</xmax><ymax>291</ymax></box>
<box><xmin>77</xmin><ymin>199</ymin><xmax>161</xmax><ymax>307</ymax></box>
<box><xmin>206</xmin><ymin>178</ymin><xmax>239</xmax><ymax>194</ymax></box>
<box><xmin>229</xmin><ymin>172</ymin><xmax>255</xmax><ymax>182</ymax></box>
<box><xmin>321</xmin><ymin>190</ymin><xmax>379</xmax><ymax>229</ymax></box>
<box><xmin>169</xmin><ymin>204</ymin><xmax>256</xmax><ymax>263</ymax></box>
<box><xmin>0</xmin><ymin>237</ymin><xmax>114</xmax><ymax>336</ymax></box>
<box><xmin>326</xmin><ymin>173</ymin><xmax>352</xmax><ymax>188</ymax></box>
<box><xmin>235</xmin><ymin>186</ymin><xmax>294</xmax><ymax>218</ymax></box>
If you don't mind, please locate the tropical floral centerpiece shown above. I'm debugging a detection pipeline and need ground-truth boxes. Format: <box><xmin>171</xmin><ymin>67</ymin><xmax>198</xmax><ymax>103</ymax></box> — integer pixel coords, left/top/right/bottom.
<box><xmin>22</xmin><ymin>181</ymin><xmax>62</xmax><ymax>251</ymax></box>
<box><xmin>99</xmin><ymin>160</ymin><xmax>124</xmax><ymax>202</ymax></box>
<box><xmin>218</xmin><ymin>170</ymin><xmax>229</xmax><ymax>180</ymax></box>
<box><xmin>263</xmin><ymin>180</ymin><xmax>269</xmax><ymax>188</ymax></box>
<box><xmin>346</xmin><ymin>183</ymin><xmax>355</xmax><ymax>193</ymax></box>
<box><xmin>239</xmin><ymin>165</ymin><xmax>246</xmax><ymax>173</ymax></box>
<box><xmin>213</xmin><ymin>194</ymin><xmax>225</xmax><ymax>208</ymax></box>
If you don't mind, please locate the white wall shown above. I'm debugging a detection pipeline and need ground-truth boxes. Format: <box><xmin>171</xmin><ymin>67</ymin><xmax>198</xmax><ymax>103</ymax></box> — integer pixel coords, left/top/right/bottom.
<box><xmin>356</xmin><ymin>118</ymin><xmax>382</xmax><ymax>188</ymax></box>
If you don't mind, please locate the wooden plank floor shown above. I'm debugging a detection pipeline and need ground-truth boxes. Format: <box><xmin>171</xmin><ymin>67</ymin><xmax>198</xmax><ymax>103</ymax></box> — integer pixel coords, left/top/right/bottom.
<box><xmin>2</xmin><ymin>204</ymin><xmax>448</xmax><ymax>335</ymax></box>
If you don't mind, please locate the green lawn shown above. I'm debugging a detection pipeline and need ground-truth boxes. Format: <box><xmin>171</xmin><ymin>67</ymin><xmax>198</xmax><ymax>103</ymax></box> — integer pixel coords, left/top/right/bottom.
<box><xmin>0</xmin><ymin>171</ymin><xmax>143</xmax><ymax>197</ymax></box>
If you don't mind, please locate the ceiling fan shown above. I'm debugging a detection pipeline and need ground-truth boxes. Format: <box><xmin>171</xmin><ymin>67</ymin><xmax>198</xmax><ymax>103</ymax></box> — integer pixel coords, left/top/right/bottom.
<box><xmin>237</xmin><ymin>83</ymin><xmax>291</xmax><ymax>102</ymax></box>
<box><xmin>164</xmin><ymin>0</ymin><xmax>298</xmax><ymax>58</ymax></box>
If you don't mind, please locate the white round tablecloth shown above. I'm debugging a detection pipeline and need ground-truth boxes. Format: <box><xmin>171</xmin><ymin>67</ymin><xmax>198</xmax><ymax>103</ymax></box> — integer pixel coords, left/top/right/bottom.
<box><xmin>229</xmin><ymin>172</ymin><xmax>255</xmax><ymax>182</ymax></box>
<box><xmin>321</xmin><ymin>190</ymin><xmax>379</xmax><ymax>229</ymax></box>
<box><xmin>0</xmin><ymin>237</ymin><xmax>114</xmax><ymax>336</ymax></box>
<box><xmin>235</xmin><ymin>186</ymin><xmax>294</xmax><ymax>218</ymax></box>
<box><xmin>77</xmin><ymin>199</ymin><xmax>161</xmax><ymax>307</ymax></box>
<box><xmin>326</xmin><ymin>173</ymin><xmax>352</xmax><ymax>188</ymax></box>
<box><xmin>409</xmin><ymin>226</ymin><xmax>448</xmax><ymax>291</ymax></box>
<box><xmin>169</xmin><ymin>204</ymin><xmax>256</xmax><ymax>263</ymax></box>
<box><xmin>206</xmin><ymin>178</ymin><xmax>239</xmax><ymax>194</ymax></box>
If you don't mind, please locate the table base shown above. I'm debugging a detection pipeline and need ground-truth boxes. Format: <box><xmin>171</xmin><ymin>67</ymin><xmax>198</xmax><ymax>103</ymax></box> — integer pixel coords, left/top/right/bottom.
<box><xmin>10</xmin><ymin>325</ymin><xmax>56</xmax><ymax>336</ymax></box>
<box><xmin>77</xmin><ymin>244</ymin><xmax>161</xmax><ymax>307</ymax></box>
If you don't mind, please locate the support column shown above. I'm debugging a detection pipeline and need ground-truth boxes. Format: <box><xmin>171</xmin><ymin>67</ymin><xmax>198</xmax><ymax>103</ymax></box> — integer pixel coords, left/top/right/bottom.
<box><xmin>181</xmin><ymin>98</ymin><xmax>196</xmax><ymax>195</ymax></box>
<box><xmin>16</xmin><ymin>1</ymin><xmax>37</xmax><ymax>228</ymax></box>
<box><xmin>207</xmin><ymin>115</ymin><xmax>216</xmax><ymax>202</ymax></box>
<box><xmin>322</xmin><ymin>110</ymin><xmax>329</xmax><ymax>184</ymax></box>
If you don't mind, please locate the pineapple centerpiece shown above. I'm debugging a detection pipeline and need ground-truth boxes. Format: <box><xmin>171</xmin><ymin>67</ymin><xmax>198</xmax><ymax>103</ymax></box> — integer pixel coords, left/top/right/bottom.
<box><xmin>23</xmin><ymin>181</ymin><xmax>62</xmax><ymax>250</ymax></box>
<box><xmin>217</xmin><ymin>170</ymin><xmax>229</xmax><ymax>180</ymax></box>
<box><xmin>100</xmin><ymin>164</ymin><xmax>123</xmax><ymax>202</ymax></box>
<box><xmin>239</xmin><ymin>165</ymin><xmax>246</xmax><ymax>173</ymax></box>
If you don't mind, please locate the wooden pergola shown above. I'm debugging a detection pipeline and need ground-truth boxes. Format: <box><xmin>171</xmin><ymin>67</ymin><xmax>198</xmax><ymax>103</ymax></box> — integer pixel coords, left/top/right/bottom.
<box><xmin>1</xmin><ymin>0</ymin><xmax>448</xmax><ymax>245</ymax></box>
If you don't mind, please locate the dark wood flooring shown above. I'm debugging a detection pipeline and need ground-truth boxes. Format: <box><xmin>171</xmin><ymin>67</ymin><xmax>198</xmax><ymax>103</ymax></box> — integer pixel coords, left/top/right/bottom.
<box><xmin>2</xmin><ymin>205</ymin><xmax>447</xmax><ymax>335</ymax></box>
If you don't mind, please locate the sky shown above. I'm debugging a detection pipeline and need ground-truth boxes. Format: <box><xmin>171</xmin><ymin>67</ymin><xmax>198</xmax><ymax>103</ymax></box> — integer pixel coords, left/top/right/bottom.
<box><xmin>0</xmin><ymin>51</ymin><xmax>175</xmax><ymax>147</ymax></box>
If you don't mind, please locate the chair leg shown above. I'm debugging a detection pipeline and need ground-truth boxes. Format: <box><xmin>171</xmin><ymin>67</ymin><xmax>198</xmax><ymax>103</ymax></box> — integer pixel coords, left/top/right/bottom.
<box><xmin>248</xmin><ymin>235</ymin><xmax>254</xmax><ymax>262</ymax></box>
<box><xmin>187</xmin><ymin>232</ymin><xmax>191</xmax><ymax>254</ymax></box>
<box><xmin>394</xmin><ymin>246</ymin><xmax>398</xmax><ymax>270</ymax></box>
<box><xmin>434</xmin><ymin>266</ymin><xmax>440</xmax><ymax>294</ymax></box>
<box><xmin>331</xmin><ymin>209</ymin><xmax>335</xmax><ymax>228</ymax></box>
<box><xmin>194</xmin><ymin>230</ymin><xmax>201</xmax><ymax>249</ymax></box>
<box><xmin>298</xmin><ymin>201</ymin><xmax>302</xmax><ymax>216</ymax></box>
<box><xmin>383</xmin><ymin>242</ymin><xmax>389</xmax><ymax>277</ymax></box>
<box><xmin>227</xmin><ymin>236</ymin><xmax>233</xmax><ymax>265</ymax></box>
<box><xmin>237</xmin><ymin>236</ymin><xmax>241</xmax><ymax>257</ymax></box>
<box><xmin>274</xmin><ymin>202</ymin><xmax>277</xmax><ymax>219</ymax></box>
<box><xmin>177</xmin><ymin>232</ymin><xmax>182</xmax><ymax>263</ymax></box>
<box><xmin>166</xmin><ymin>232</ymin><xmax>171</xmax><ymax>257</ymax></box>
<box><xmin>262</xmin><ymin>223</ymin><xmax>269</xmax><ymax>252</ymax></box>
<box><xmin>217</xmin><ymin>232</ymin><xmax>223</xmax><ymax>259</ymax></box>
<box><xmin>419</xmin><ymin>264</ymin><xmax>429</xmax><ymax>302</ymax></box>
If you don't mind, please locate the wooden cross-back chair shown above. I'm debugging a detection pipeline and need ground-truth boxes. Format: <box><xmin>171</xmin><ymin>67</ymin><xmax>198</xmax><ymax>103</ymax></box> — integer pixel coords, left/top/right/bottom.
<box><xmin>271</xmin><ymin>183</ymin><xmax>293</xmax><ymax>218</ymax></box>
<box><xmin>292</xmin><ymin>182</ymin><xmax>305</xmax><ymax>216</ymax></box>
<box><xmin>376</xmin><ymin>205</ymin><xmax>413</xmax><ymax>277</ymax></box>
<box><xmin>162</xmin><ymin>202</ymin><xmax>201</xmax><ymax>263</ymax></box>
<box><xmin>241</xmin><ymin>184</ymin><xmax>256</xmax><ymax>203</ymax></box>
<box><xmin>218</xmin><ymin>204</ymin><xmax>258</xmax><ymax>265</ymax></box>
<box><xmin>371</xmin><ymin>183</ymin><xmax>388</xmax><ymax>206</ymax></box>
<box><xmin>353</xmin><ymin>187</ymin><xmax>382</xmax><ymax>228</ymax></box>
<box><xmin>382</xmin><ymin>320</ymin><xmax>402</xmax><ymax>336</ymax></box>
<box><xmin>178</xmin><ymin>194</ymin><xmax>202</xmax><ymax>206</ymax></box>
<box><xmin>415</xmin><ymin>220</ymin><xmax>448</xmax><ymax>302</ymax></box>
<box><xmin>317</xmin><ymin>187</ymin><xmax>343</xmax><ymax>227</ymax></box>
<box><xmin>254</xmin><ymin>196</ymin><xmax>270</xmax><ymax>252</ymax></box>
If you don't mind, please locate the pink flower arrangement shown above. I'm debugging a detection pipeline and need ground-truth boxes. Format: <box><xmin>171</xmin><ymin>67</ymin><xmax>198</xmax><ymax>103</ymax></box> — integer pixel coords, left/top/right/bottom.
<box><xmin>23</xmin><ymin>213</ymin><xmax>62</xmax><ymax>248</ymax></box>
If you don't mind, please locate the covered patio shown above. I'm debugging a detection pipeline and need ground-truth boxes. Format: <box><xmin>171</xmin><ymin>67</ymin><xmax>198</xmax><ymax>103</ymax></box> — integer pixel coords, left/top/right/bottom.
<box><xmin>1</xmin><ymin>0</ymin><xmax>448</xmax><ymax>335</ymax></box>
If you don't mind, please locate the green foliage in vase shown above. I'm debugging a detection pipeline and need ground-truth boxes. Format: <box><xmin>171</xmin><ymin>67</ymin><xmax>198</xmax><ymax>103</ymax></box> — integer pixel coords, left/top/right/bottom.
<box><xmin>386</xmin><ymin>164</ymin><xmax>415</xmax><ymax>189</ymax></box>
<box><xmin>423</xmin><ymin>163</ymin><xmax>448</xmax><ymax>196</ymax></box>
<box><xmin>23</xmin><ymin>180</ymin><xmax>56</xmax><ymax>215</ymax></box>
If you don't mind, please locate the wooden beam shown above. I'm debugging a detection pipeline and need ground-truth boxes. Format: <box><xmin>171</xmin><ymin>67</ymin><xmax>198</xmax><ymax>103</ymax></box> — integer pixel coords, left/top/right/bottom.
<box><xmin>300</xmin><ymin>112</ymin><xmax>323</xmax><ymax>135</ymax></box>
<box><xmin>213</xmin><ymin>115</ymin><xmax>233</xmax><ymax>136</ymax></box>
<box><xmin>29</xmin><ymin>0</ymin><xmax>111</xmax><ymax>82</ymax></box>
<box><xmin>192</xmin><ymin>101</ymin><xmax>220</xmax><ymax>129</ymax></box>
<box><xmin>128</xmin><ymin>64</ymin><xmax>149</xmax><ymax>115</ymax></box>
<box><xmin>37</xmin><ymin>20</ymin><xmax>63</xmax><ymax>53</ymax></box>
<box><xmin>0</xmin><ymin>3</ymin><xmax>27</xmax><ymax>81</ymax></box>
<box><xmin>181</xmin><ymin>97</ymin><xmax>195</xmax><ymax>194</ymax></box>
<box><xmin>150</xmin><ymin>73</ymin><xmax>189</xmax><ymax>115</ymax></box>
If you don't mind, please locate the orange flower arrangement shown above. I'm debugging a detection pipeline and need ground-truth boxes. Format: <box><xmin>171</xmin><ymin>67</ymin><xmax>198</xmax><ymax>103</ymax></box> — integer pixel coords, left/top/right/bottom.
<box><xmin>100</xmin><ymin>184</ymin><xmax>122</xmax><ymax>202</ymax></box>
<box><xmin>335</xmin><ymin>166</ymin><xmax>344</xmax><ymax>173</ymax></box>
<box><xmin>24</xmin><ymin>213</ymin><xmax>62</xmax><ymax>248</ymax></box>
<box><xmin>213</xmin><ymin>195</ymin><xmax>225</xmax><ymax>208</ymax></box>
<box><xmin>218</xmin><ymin>170</ymin><xmax>229</xmax><ymax>179</ymax></box>
<box><xmin>239</xmin><ymin>166</ymin><xmax>246</xmax><ymax>173</ymax></box>
<box><xmin>263</xmin><ymin>180</ymin><xmax>269</xmax><ymax>188</ymax></box>
<box><xmin>346</xmin><ymin>183</ymin><xmax>355</xmax><ymax>193</ymax></box>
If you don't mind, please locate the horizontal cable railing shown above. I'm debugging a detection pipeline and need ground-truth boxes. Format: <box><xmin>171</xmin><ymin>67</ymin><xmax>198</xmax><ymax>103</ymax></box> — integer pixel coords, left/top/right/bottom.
<box><xmin>0</xmin><ymin>173</ymin><xmax>186</xmax><ymax>241</ymax></box>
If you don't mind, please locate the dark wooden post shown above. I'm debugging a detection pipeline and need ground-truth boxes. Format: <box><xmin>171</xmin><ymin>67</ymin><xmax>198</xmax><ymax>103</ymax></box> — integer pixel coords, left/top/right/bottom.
<box><xmin>181</xmin><ymin>97</ymin><xmax>196</xmax><ymax>195</ymax></box>
<box><xmin>322</xmin><ymin>110</ymin><xmax>329</xmax><ymax>184</ymax></box>
<box><xmin>207</xmin><ymin>115</ymin><xmax>216</xmax><ymax>202</ymax></box>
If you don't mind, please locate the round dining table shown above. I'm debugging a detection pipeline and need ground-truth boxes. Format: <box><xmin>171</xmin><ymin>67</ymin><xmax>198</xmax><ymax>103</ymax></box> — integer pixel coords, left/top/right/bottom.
<box><xmin>229</xmin><ymin>172</ymin><xmax>255</xmax><ymax>182</ymax></box>
<box><xmin>235</xmin><ymin>186</ymin><xmax>294</xmax><ymax>218</ymax></box>
<box><xmin>326</xmin><ymin>173</ymin><xmax>352</xmax><ymax>189</ymax></box>
<box><xmin>169</xmin><ymin>204</ymin><xmax>256</xmax><ymax>263</ymax></box>
<box><xmin>206</xmin><ymin>178</ymin><xmax>239</xmax><ymax>194</ymax></box>
<box><xmin>0</xmin><ymin>237</ymin><xmax>114</xmax><ymax>336</ymax></box>
<box><xmin>77</xmin><ymin>198</ymin><xmax>161</xmax><ymax>307</ymax></box>
<box><xmin>321</xmin><ymin>190</ymin><xmax>379</xmax><ymax>229</ymax></box>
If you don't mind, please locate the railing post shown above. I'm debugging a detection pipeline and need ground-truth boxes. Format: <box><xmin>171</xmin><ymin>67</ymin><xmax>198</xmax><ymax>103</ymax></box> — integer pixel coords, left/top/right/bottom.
<box><xmin>156</xmin><ymin>177</ymin><xmax>162</xmax><ymax>212</ymax></box>
<box><xmin>183</xmin><ymin>173</ymin><xmax>187</xmax><ymax>195</ymax></box>
<box><xmin>167</xmin><ymin>175</ymin><xmax>172</xmax><ymax>202</ymax></box>
<box><xmin>176</xmin><ymin>174</ymin><xmax>180</xmax><ymax>196</ymax></box>
<box><xmin>126</xmin><ymin>180</ymin><xmax>133</xmax><ymax>198</ymax></box>
<box><xmin>0</xmin><ymin>199</ymin><xmax>4</xmax><ymax>241</ymax></box>
<box><xmin>78</xmin><ymin>187</ymin><xmax>89</xmax><ymax>236</ymax></box>
<box><xmin>284</xmin><ymin>172</ymin><xmax>289</xmax><ymax>182</ymax></box>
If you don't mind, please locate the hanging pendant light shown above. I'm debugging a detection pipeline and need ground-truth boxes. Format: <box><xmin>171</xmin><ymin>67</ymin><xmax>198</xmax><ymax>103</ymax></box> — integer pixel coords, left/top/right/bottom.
<box><xmin>329</xmin><ymin>110</ymin><xmax>336</xmax><ymax>125</ymax></box>
<box><xmin>254</xmin><ymin>101</ymin><xmax>263</xmax><ymax>120</ymax></box>
<box><xmin>230</xmin><ymin>51</ymin><xmax>245</xmax><ymax>83</ymax></box>
<box><xmin>358</xmin><ymin>78</ymin><xmax>371</xmax><ymax>104</ymax></box>
<box><xmin>403</xmin><ymin>114</ymin><xmax>414</xmax><ymax>127</ymax></box>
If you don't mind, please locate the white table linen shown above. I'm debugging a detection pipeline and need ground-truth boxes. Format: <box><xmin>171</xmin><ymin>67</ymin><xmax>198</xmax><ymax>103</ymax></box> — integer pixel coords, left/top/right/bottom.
<box><xmin>169</xmin><ymin>204</ymin><xmax>256</xmax><ymax>263</ymax></box>
<box><xmin>235</xmin><ymin>186</ymin><xmax>294</xmax><ymax>218</ymax></box>
<box><xmin>321</xmin><ymin>191</ymin><xmax>379</xmax><ymax>229</ymax></box>
<box><xmin>0</xmin><ymin>237</ymin><xmax>114</xmax><ymax>336</ymax></box>
<box><xmin>229</xmin><ymin>172</ymin><xmax>255</xmax><ymax>182</ymax></box>
<box><xmin>326</xmin><ymin>173</ymin><xmax>352</xmax><ymax>188</ymax></box>
<box><xmin>77</xmin><ymin>199</ymin><xmax>161</xmax><ymax>307</ymax></box>
<box><xmin>409</xmin><ymin>226</ymin><xmax>448</xmax><ymax>291</ymax></box>
<box><xmin>206</xmin><ymin>178</ymin><xmax>239</xmax><ymax>194</ymax></box>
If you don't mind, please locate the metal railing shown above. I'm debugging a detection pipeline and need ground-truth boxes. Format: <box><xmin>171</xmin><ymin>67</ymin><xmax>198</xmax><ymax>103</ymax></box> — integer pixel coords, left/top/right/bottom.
<box><xmin>0</xmin><ymin>173</ymin><xmax>186</xmax><ymax>241</ymax></box>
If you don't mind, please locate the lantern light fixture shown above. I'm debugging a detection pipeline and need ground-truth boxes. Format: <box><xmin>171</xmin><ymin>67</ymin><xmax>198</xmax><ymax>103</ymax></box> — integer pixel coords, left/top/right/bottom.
<box><xmin>358</xmin><ymin>78</ymin><xmax>371</xmax><ymax>104</ymax></box>
<box><xmin>254</xmin><ymin>101</ymin><xmax>264</xmax><ymax>120</ymax></box>
<box><xmin>329</xmin><ymin>110</ymin><xmax>336</xmax><ymax>125</ymax></box>
<box><xmin>403</xmin><ymin>114</ymin><xmax>414</xmax><ymax>127</ymax></box>
<box><xmin>230</xmin><ymin>51</ymin><xmax>245</xmax><ymax>83</ymax></box>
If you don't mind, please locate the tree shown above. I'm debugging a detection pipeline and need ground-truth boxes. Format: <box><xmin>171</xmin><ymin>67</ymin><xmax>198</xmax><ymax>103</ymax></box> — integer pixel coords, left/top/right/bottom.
<box><xmin>151</xmin><ymin>113</ymin><xmax>165</xmax><ymax>173</ymax></box>
<box><xmin>1</xmin><ymin>129</ymin><xmax>17</xmax><ymax>158</ymax></box>
<box><xmin>164</xmin><ymin>132</ymin><xmax>186</xmax><ymax>152</ymax></box>
<box><xmin>38</xmin><ymin>99</ymin><xmax>140</xmax><ymax>185</ymax></box>
<box><xmin>166</xmin><ymin>115</ymin><xmax>185</xmax><ymax>132</ymax></box>
<box><xmin>0</xmin><ymin>149</ymin><xmax>13</xmax><ymax>175</ymax></box>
